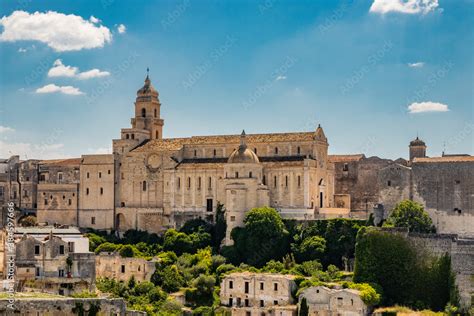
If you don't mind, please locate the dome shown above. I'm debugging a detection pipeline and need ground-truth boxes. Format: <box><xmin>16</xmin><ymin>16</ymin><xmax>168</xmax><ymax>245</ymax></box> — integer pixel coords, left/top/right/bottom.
<box><xmin>227</xmin><ymin>130</ymin><xmax>260</xmax><ymax>164</ymax></box>
<box><xmin>410</xmin><ymin>137</ymin><xmax>426</xmax><ymax>147</ymax></box>
<box><xmin>137</xmin><ymin>73</ymin><xmax>158</xmax><ymax>96</ymax></box>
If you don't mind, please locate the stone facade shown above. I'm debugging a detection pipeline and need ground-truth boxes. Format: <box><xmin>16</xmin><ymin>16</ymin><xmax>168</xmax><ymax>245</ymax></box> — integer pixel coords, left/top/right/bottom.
<box><xmin>220</xmin><ymin>272</ymin><xmax>297</xmax><ymax>315</ymax></box>
<box><xmin>95</xmin><ymin>251</ymin><xmax>156</xmax><ymax>282</ymax></box>
<box><xmin>0</xmin><ymin>297</ymin><xmax>127</xmax><ymax>316</ymax></box>
<box><xmin>0</xmin><ymin>227</ymin><xmax>95</xmax><ymax>295</ymax></box>
<box><xmin>299</xmin><ymin>286</ymin><xmax>368</xmax><ymax>316</ymax></box>
<box><xmin>330</xmin><ymin>140</ymin><xmax>474</xmax><ymax>237</ymax></box>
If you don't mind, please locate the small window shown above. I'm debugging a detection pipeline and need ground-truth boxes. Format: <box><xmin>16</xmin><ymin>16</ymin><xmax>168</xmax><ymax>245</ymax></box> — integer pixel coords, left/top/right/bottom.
<box><xmin>154</xmin><ymin>108</ymin><xmax>157</xmax><ymax>117</ymax></box>
<box><xmin>68</xmin><ymin>199</ymin><xmax>72</xmax><ymax>206</ymax></box>
<box><xmin>194</xmin><ymin>150</ymin><xmax>197</xmax><ymax>157</ymax></box>
<box><xmin>274</xmin><ymin>283</ymin><xmax>278</xmax><ymax>291</ymax></box>
<box><xmin>245</xmin><ymin>281</ymin><xmax>249</xmax><ymax>294</ymax></box>
<box><xmin>91</xmin><ymin>217</ymin><xmax>96</xmax><ymax>225</ymax></box>
<box><xmin>387</xmin><ymin>180</ymin><xmax>391</xmax><ymax>186</ymax></box>
<box><xmin>87</xmin><ymin>172</ymin><xmax>90</xmax><ymax>179</ymax></box>
<box><xmin>142</xmin><ymin>181</ymin><xmax>147</xmax><ymax>191</ymax></box>
<box><xmin>59</xmin><ymin>245</ymin><xmax>65</xmax><ymax>255</ymax></box>
<box><xmin>35</xmin><ymin>245</ymin><xmax>40</xmax><ymax>255</ymax></box>
<box><xmin>126</xmin><ymin>134</ymin><xmax>129</xmax><ymax>139</ymax></box>
<box><xmin>187</xmin><ymin>177</ymin><xmax>191</xmax><ymax>189</ymax></box>
<box><xmin>249</xmin><ymin>172</ymin><xmax>252</xmax><ymax>178</ymax></box>
<box><xmin>260</xmin><ymin>282</ymin><xmax>264</xmax><ymax>290</ymax></box>
<box><xmin>285</xmin><ymin>175</ymin><xmax>288</xmax><ymax>187</ymax></box>
<box><xmin>86</xmin><ymin>188</ymin><xmax>89</xmax><ymax>195</ymax></box>
<box><xmin>99</xmin><ymin>172</ymin><xmax>102</xmax><ymax>178</ymax></box>
<box><xmin>244</xmin><ymin>299</ymin><xmax>249</xmax><ymax>307</ymax></box>
<box><xmin>131</xmin><ymin>134</ymin><xmax>135</xmax><ymax>140</ymax></box>
<box><xmin>254</xmin><ymin>148</ymin><xmax>257</xmax><ymax>154</ymax></box>
<box><xmin>44</xmin><ymin>199</ymin><xmax>48</xmax><ymax>206</ymax></box>
<box><xmin>198</xmin><ymin>177</ymin><xmax>201</xmax><ymax>189</ymax></box>
<box><xmin>35</xmin><ymin>267</ymin><xmax>40</xmax><ymax>277</ymax></box>
<box><xmin>58</xmin><ymin>269</ymin><xmax>64</xmax><ymax>277</ymax></box>
<box><xmin>230</xmin><ymin>216</ymin><xmax>236</xmax><ymax>222</ymax></box>
<box><xmin>100</xmin><ymin>187</ymin><xmax>104</xmax><ymax>195</ymax></box>
<box><xmin>297</xmin><ymin>146</ymin><xmax>301</xmax><ymax>155</ymax></box>
<box><xmin>229</xmin><ymin>280</ymin><xmax>233</xmax><ymax>289</ymax></box>
<box><xmin>208</xmin><ymin>177</ymin><xmax>212</xmax><ymax>189</ymax></box>
<box><xmin>273</xmin><ymin>300</ymin><xmax>278</xmax><ymax>305</ymax></box>
<box><xmin>274</xmin><ymin>176</ymin><xmax>277</xmax><ymax>188</ymax></box>
<box><xmin>246</xmin><ymin>312</ymin><xmax>251</xmax><ymax>316</ymax></box>
<box><xmin>121</xmin><ymin>173</ymin><xmax>124</xmax><ymax>180</ymax></box>
<box><xmin>121</xmin><ymin>265</ymin><xmax>125</xmax><ymax>273</ymax></box>
<box><xmin>177</xmin><ymin>177</ymin><xmax>181</xmax><ymax>189</ymax></box>
<box><xmin>62</xmin><ymin>195</ymin><xmax>65</xmax><ymax>200</ymax></box>
<box><xmin>260</xmin><ymin>300</ymin><xmax>264</xmax><ymax>307</ymax></box>
<box><xmin>156</xmin><ymin>131</ymin><xmax>159</xmax><ymax>139</ymax></box>
<box><xmin>68</xmin><ymin>242</ymin><xmax>74</xmax><ymax>252</ymax></box>
<box><xmin>108</xmin><ymin>170</ymin><xmax>111</xmax><ymax>175</ymax></box>
<box><xmin>263</xmin><ymin>175</ymin><xmax>266</xmax><ymax>185</ymax></box>
<box><xmin>343</xmin><ymin>163</ymin><xmax>349</xmax><ymax>171</ymax></box>
<box><xmin>228</xmin><ymin>298</ymin><xmax>233</xmax><ymax>306</ymax></box>
<box><xmin>121</xmin><ymin>202</ymin><xmax>125</xmax><ymax>207</ymax></box>
<box><xmin>141</xmin><ymin>108</ymin><xmax>146</xmax><ymax>117</ymax></box>
<box><xmin>235</xmin><ymin>172</ymin><xmax>239</xmax><ymax>178</ymax></box>
<box><xmin>298</xmin><ymin>175</ymin><xmax>301</xmax><ymax>187</ymax></box>
<box><xmin>275</xmin><ymin>147</ymin><xmax>278</xmax><ymax>154</ymax></box>
<box><xmin>213</xmin><ymin>149</ymin><xmax>217</xmax><ymax>157</ymax></box>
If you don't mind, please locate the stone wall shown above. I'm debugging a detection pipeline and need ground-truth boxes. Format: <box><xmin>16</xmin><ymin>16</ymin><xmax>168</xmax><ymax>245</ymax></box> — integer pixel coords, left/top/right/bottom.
<box><xmin>0</xmin><ymin>297</ymin><xmax>126</xmax><ymax>316</ymax></box>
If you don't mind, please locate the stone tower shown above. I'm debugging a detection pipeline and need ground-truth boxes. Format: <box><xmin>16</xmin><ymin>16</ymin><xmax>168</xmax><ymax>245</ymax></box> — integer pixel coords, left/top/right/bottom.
<box><xmin>409</xmin><ymin>137</ymin><xmax>427</xmax><ymax>161</ymax></box>
<box><xmin>132</xmin><ymin>71</ymin><xmax>164</xmax><ymax>140</ymax></box>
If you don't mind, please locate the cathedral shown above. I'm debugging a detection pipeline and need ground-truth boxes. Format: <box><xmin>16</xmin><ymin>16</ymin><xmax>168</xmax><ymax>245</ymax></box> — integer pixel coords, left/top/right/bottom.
<box><xmin>111</xmin><ymin>75</ymin><xmax>337</xmax><ymax>244</ymax></box>
<box><xmin>1</xmin><ymin>74</ymin><xmax>473</xmax><ymax>240</ymax></box>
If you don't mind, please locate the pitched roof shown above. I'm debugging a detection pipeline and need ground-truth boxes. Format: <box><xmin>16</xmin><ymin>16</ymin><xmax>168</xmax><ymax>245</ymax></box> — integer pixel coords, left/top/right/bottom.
<box><xmin>39</xmin><ymin>158</ymin><xmax>82</xmax><ymax>166</ymax></box>
<box><xmin>132</xmin><ymin>131</ymin><xmax>316</xmax><ymax>153</ymax></box>
<box><xmin>413</xmin><ymin>156</ymin><xmax>474</xmax><ymax>163</ymax></box>
<box><xmin>328</xmin><ymin>154</ymin><xmax>365</xmax><ymax>163</ymax></box>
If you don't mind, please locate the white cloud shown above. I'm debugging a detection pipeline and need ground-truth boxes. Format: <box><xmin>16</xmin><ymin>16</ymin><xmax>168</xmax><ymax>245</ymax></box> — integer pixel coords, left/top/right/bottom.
<box><xmin>89</xmin><ymin>16</ymin><xmax>101</xmax><ymax>24</ymax></box>
<box><xmin>408</xmin><ymin>101</ymin><xmax>449</xmax><ymax>113</ymax></box>
<box><xmin>0</xmin><ymin>140</ymin><xmax>68</xmax><ymax>159</ymax></box>
<box><xmin>117</xmin><ymin>24</ymin><xmax>126</xmax><ymax>34</ymax></box>
<box><xmin>18</xmin><ymin>47</ymin><xmax>27</xmax><ymax>53</ymax></box>
<box><xmin>0</xmin><ymin>11</ymin><xmax>112</xmax><ymax>52</ymax></box>
<box><xmin>275</xmin><ymin>75</ymin><xmax>287</xmax><ymax>81</ymax></box>
<box><xmin>48</xmin><ymin>59</ymin><xmax>110</xmax><ymax>79</ymax></box>
<box><xmin>0</xmin><ymin>126</ymin><xmax>15</xmax><ymax>133</ymax></box>
<box><xmin>36</xmin><ymin>83</ymin><xmax>84</xmax><ymax>95</ymax></box>
<box><xmin>370</xmin><ymin>0</ymin><xmax>439</xmax><ymax>15</ymax></box>
<box><xmin>408</xmin><ymin>62</ymin><xmax>425</xmax><ymax>68</ymax></box>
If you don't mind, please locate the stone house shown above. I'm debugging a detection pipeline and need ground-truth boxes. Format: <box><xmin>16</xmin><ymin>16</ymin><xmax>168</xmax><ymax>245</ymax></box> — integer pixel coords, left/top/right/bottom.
<box><xmin>299</xmin><ymin>286</ymin><xmax>368</xmax><ymax>316</ymax></box>
<box><xmin>1</xmin><ymin>226</ymin><xmax>95</xmax><ymax>295</ymax></box>
<box><xmin>220</xmin><ymin>272</ymin><xmax>297</xmax><ymax>315</ymax></box>
<box><xmin>95</xmin><ymin>251</ymin><xmax>157</xmax><ymax>282</ymax></box>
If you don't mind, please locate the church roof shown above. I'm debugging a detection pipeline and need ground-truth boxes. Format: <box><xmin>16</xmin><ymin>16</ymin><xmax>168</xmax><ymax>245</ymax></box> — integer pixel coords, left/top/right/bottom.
<box><xmin>132</xmin><ymin>131</ymin><xmax>317</xmax><ymax>153</ymax></box>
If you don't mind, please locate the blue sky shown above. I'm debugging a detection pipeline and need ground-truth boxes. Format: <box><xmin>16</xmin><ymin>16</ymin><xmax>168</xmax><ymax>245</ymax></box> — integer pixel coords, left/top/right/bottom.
<box><xmin>0</xmin><ymin>0</ymin><xmax>472</xmax><ymax>160</ymax></box>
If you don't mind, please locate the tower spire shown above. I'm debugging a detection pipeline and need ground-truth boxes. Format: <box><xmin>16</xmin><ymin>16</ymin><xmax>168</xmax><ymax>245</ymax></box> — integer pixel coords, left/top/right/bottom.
<box><xmin>240</xmin><ymin>130</ymin><xmax>247</xmax><ymax>149</ymax></box>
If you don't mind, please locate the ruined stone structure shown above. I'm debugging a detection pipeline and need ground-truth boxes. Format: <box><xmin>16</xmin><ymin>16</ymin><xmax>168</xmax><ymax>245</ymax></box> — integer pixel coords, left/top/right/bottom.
<box><xmin>299</xmin><ymin>286</ymin><xmax>369</xmax><ymax>316</ymax></box>
<box><xmin>95</xmin><ymin>251</ymin><xmax>157</xmax><ymax>282</ymax></box>
<box><xmin>331</xmin><ymin>138</ymin><xmax>474</xmax><ymax>237</ymax></box>
<box><xmin>0</xmin><ymin>75</ymin><xmax>473</xmax><ymax>240</ymax></box>
<box><xmin>220</xmin><ymin>272</ymin><xmax>297</xmax><ymax>315</ymax></box>
<box><xmin>0</xmin><ymin>227</ymin><xmax>95</xmax><ymax>295</ymax></box>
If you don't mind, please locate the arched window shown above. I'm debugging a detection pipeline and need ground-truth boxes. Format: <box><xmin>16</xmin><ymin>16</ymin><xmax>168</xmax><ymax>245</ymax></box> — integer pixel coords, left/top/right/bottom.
<box><xmin>297</xmin><ymin>146</ymin><xmax>301</xmax><ymax>155</ymax></box>
<box><xmin>249</xmin><ymin>172</ymin><xmax>252</xmax><ymax>178</ymax></box>
<box><xmin>141</xmin><ymin>108</ymin><xmax>146</xmax><ymax>117</ymax></box>
<box><xmin>126</xmin><ymin>134</ymin><xmax>129</xmax><ymax>139</ymax></box>
<box><xmin>263</xmin><ymin>175</ymin><xmax>266</xmax><ymax>185</ymax></box>
<box><xmin>188</xmin><ymin>177</ymin><xmax>191</xmax><ymax>188</ymax></box>
<box><xmin>154</xmin><ymin>108</ymin><xmax>157</xmax><ymax>117</ymax></box>
<box><xmin>142</xmin><ymin>181</ymin><xmax>147</xmax><ymax>191</ymax></box>
<box><xmin>131</xmin><ymin>134</ymin><xmax>135</xmax><ymax>139</ymax></box>
<box><xmin>155</xmin><ymin>131</ymin><xmax>159</xmax><ymax>139</ymax></box>
<box><xmin>285</xmin><ymin>175</ymin><xmax>288</xmax><ymax>187</ymax></box>
<box><xmin>275</xmin><ymin>147</ymin><xmax>278</xmax><ymax>155</ymax></box>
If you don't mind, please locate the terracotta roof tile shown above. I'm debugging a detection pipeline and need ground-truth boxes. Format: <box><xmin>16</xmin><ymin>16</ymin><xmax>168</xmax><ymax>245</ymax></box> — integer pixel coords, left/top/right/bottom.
<box><xmin>132</xmin><ymin>131</ymin><xmax>317</xmax><ymax>152</ymax></box>
<box><xmin>328</xmin><ymin>154</ymin><xmax>365</xmax><ymax>163</ymax></box>
<box><xmin>413</xmin><ymin>156</ymin><xmax>474</xmax><ymax>163</ymax></box>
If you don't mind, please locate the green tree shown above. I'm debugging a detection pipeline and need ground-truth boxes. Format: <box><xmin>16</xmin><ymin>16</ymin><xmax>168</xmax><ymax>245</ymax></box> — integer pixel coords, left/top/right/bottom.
<box><xmin>299</xmin><ymin>297</ymin><xmax>309</xmax><ymax>316</ymax></box>
<box><xmin>292</xmin><ymin>236</ymin><xmax>326</xmax><ymax>262</ymax></box>
<box><xmin>211</xmin><ymin>203</ymin><xmax>227</xmax><ymax>250</ymax></box>
<box><xmin>229</xmin><ymin>207</ymin><xmax>290</xmax><ymax>267</ymax></box>
<box><xmin>161</xmin><ymin>265</ymin><xmax>184</xmax><ymax>293</ymax></box>
<box><xmin>94</xmin><ymin>242</ymin><xmax>120</xmax><ymax>254</ymax></box>
<box><xmin>384</xmin><ymin>200</ymin><xmax>435</xmax><ymax>233</ymax></box>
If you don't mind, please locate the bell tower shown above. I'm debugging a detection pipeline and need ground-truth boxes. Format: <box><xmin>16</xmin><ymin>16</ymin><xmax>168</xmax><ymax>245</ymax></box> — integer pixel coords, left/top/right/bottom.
<box><xmin>132</xmin><ymin>69</ymin><xmax>164</xmax><ymax>140</ymax></box>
